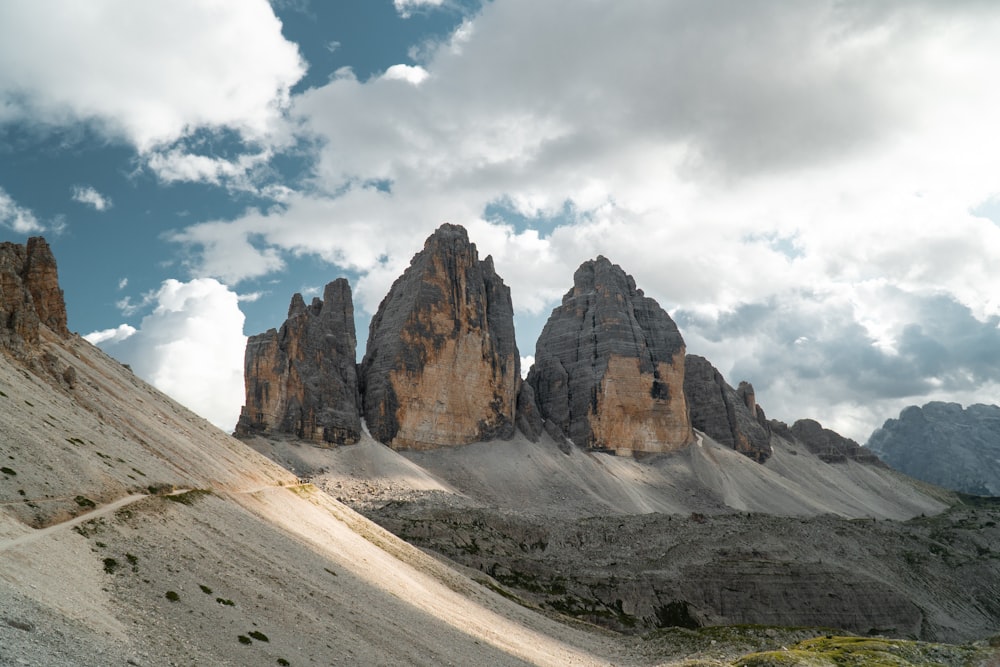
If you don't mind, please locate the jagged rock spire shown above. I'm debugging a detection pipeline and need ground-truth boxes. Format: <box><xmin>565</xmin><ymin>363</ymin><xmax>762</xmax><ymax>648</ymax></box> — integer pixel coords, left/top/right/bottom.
<box><xmin>236</xmin><ymin>279</ymin><xmax>361</xmax><ymax>445</ymax></box>
<box><xmin>527</xmin><ymin>256</ymin><xmax>693</xmax><ymax>454</ymax></box>
<box><xmin>360</xmin><ymin>223</ymin><xmax>520</xmax><ymax>450</ymax></box>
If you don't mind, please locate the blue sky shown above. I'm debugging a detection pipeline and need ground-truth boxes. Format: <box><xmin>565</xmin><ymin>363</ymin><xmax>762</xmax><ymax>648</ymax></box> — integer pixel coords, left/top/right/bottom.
<box><xmin>2</xmin><ymin>1</ymin><xmax>1000</xmax><ymax>441</ymax></box>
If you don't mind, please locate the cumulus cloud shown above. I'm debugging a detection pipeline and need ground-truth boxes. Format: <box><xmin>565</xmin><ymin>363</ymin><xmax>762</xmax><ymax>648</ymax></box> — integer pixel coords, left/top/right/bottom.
<box><xmin>381</xmin><ymin>64</ymin><xmax>430</xmax><ymax>86</ymax></box>
<box><xmin>0</xmin><ymin>1</ymin><xmax>304</xmax><ymax>152</ymax></box>
<box><xmin>71</xmin><ymin>185</ymin><xmax>112</xmax><ymax>211</ymax></box>
<box><xmin>0</xmin><ymin>187</ymin><xmax>43</xmax><ymax>233</ymax></box>
<box><xmin>83</xmin><ymin>323</ymin><xmax>136</xmax><ymax>346</ymax></box>
<box><xmin>90</xmin><ymin>279</ymin><xmax>247</xmax><ymax>431</ymax></box>
<box><xmin>171</xmin><ymin>1</ymin><xmax>1000</xmax><ymax>439</ymax></box>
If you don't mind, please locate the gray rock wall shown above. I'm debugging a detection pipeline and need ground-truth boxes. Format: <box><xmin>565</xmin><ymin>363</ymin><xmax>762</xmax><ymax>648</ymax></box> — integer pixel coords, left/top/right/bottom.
<box><xmin>527</xmin><ymin>256</ymin><xmax>693</xmax><ymax>454</ymax></box>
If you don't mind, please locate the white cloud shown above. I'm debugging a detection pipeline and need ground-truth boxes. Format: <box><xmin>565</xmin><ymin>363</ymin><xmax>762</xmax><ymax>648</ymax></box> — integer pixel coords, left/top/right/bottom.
<box><xmin>71</xmin><ymin>185</ymin><xmax>112</xmax><ymax>211</ymax></box>
<box><xmin>145</xmin><ymin>148</ymin><xmax>274</xmax><ymax>188</ymax></box>
<box><xmin>381</xmin><ymin>64</ymin><xmax>430</xmax><ymax>86</ymax></box>
<box><xmin>83</xmin><ymin>323</ymin><xmax>136</xmax><ymax>346</ymax></box>
<box><xmin>117</xmin><ymin>277</ymin><xmax>128</xmax><ymax>290</ymax></box>
<box><xmin>0</xmin><ymin>1</ymin><xmax>304</xmax><ymax>152</ymax></box>
<box><xmin>172</xmin><ymin>1</ymin><xmax>1000</xmax><ymax>440</ymax></box>
<box><xmin>394</xmin><ymin>0</ymin><xmax>445</xmax><ymax>18</ymax></box>
<box><xmin>0</xmin><ymin>187</ymin><xmax>43</xmax><ymax>233</ymax></box>
<box><xmin>93</xmin><ymin>279</ymin><xmax>247</xmax><ymax>431</ymax></box>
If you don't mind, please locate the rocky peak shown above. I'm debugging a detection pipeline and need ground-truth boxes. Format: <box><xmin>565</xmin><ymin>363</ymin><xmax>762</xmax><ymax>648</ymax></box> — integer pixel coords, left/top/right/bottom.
<box><xmin>527</xmin><ymin>256</ymin><xmax>693</xmax><ymax>454</ymax></box>
<box><xmin>0</xmin><ymin>236</ymin><xmax>69</xmax><ymax>353</ymax></box>
<box><xmin>235</xmin><ymin>278</ymin><xmax>361</xmax><ymax>445</ymax></box>
<box><xmin>770</xmin><ymin>418</ymin><xmax>880</xmax><ymax>465</ymax></box>
<box><xmin>683</xmin><ymin>355</ymin><xmax>772</xmax><ymax>462</ymax></box>
<box><xmin>867</xmin><ymin>402</ymin><xmax>1000</xmax><ymax>495</ymax></box>
<box><xmin>359</xmin><ymin>223</ymin><xmax>520</xmax><ymax>450</ymax></box>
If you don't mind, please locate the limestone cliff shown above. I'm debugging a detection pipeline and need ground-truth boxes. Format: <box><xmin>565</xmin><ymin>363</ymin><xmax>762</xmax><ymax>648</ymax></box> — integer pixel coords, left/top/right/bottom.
<box><xmin>527</xmin><ymin>256</ymin><xmax>693</xmax><ymax>454</ymax></box>
<box><xmin>236</xmin><ymin>279</ymin><xmax>361</xmax><ymax>445</ymax></box>
<box><xmin>0</xmin><ymin>236</ymin><xmax>69</xmax><ymax>354</ymax></box>
<box><xmin>770</xmin><ymin>418</ymin><xmax>881</xmax><ymax>465</ymax></box>
<box><xmin>359</xmin><ymin>224</ymin><xmax>520</xmax><ymax>450</ymax></box>
<box><xmin>867</xmin><ymin>402</ymin><xmax>1000</xmax><ymax>495</ymax></box>
<box><xmin>683</xmin><ymin>355</ymin><xmax>772</xmax><ymax>462</ymax></box>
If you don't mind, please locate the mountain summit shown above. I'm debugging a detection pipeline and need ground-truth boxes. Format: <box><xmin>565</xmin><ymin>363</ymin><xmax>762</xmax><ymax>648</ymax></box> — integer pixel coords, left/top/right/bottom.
<box><xmin>527</xmin><ymin>256</ymin><xmax>693</xmax><ymax>454</ymax></box>
<box><xmin>360</xmin><ymin>223</ymin><xmax>521</xmax><ymax>449</ymax></box>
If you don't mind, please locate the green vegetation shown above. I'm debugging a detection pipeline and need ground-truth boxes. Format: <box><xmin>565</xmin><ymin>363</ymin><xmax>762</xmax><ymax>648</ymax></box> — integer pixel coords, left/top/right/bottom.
<box><xmin>164</xmin><ymin>489</ymin><xmax>212</xmax><ymax>505</ymax></box>
<box><xmin>103</xmin><ymin>558</ymin><xmax>119</xmax><ymax>574</ymax></box>
<box><xmin>65</xmin><ymin>437</ymin><xmax>85</xmax><ymax>445</ymax></box>
<box><xmin>216</xmin><ymin>597</ymin><xmax>235</xmax><ymax>607</ymax></box>
<box><xmin>0</xmin><ymin>466</ymin><xmax>16</xmax><ymax>476</ymax></box>
<box><xmin>237</xmin><ymin>635</ymin><xmax>252</xmax><ymax>645</ymax></box>
<box><xmin>125</xmin><ymin>553</ymin><xmax>139</xmax><ymax>572</ymax></box>
<box><xmin>164</xmin><ymin>591</ymin><xmax>180</xmax><ymax>602</ymax></box>
<box><xmin>74</xmin><ymin>495</ymin><xmax>96</xmax><ymax>509</ymax></box>
<box><xmin>0</xmin><ymin>389</ymin><xmax>7</xmax><ymax>397</ymax></box>
<box><xmin>199</xmin><ymin>584</ymin><xmax>213</xmax><ymax>594</ymax></box>
<box><xmin>248</xmin><ymin>630</ymin><xmax>269</xmax><ymax>642</ymax></box>
<box><xmin>734</xmin><ymin>635</ymin><xmax>995</xmax><ymax>667</ymax></box>
<box><xmin>277</xmin><ymin>660</ymin><xmax>290</xmax><ymax>666</ymax></box>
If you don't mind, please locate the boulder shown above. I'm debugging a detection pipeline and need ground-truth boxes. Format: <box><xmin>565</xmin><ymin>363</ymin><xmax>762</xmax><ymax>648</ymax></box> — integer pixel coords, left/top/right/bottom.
<box><xmin>683</xmin><ymin>355</ymin><xmax>772</xmax><ymax>463</ymax></box>
<box><xmin>236</xmin><ymin>279</ymin><xmax>361</xmax><ymax>445</ymax></box>
<box><xmin>359</xmin><ymin>224</ymin><xmax>520</xmax><ymax>450</ymax></box>
<box><xmin>527</xmin><ymin>256</ymin><xmax>693</xmax><ymax>454</ymax></box>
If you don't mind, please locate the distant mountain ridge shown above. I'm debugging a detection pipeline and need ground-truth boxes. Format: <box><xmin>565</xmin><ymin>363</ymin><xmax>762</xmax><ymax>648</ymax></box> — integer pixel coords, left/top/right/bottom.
<box><xmin>867</xmin><ymin>401</ymin><xmax>1000</xmax><ymax>495</ymax></box>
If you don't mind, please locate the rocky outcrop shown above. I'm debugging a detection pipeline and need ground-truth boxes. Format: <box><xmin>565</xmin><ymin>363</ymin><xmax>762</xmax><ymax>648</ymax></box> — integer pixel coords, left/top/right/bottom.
<box><xmin>527</xmin><ymin>256</ymin><xmax>693</xmax><ymax>454</ymax></box>
<box><xmin>867</xmin><ymin>402</ymin><xmax>1000</xmax><ymax>495</ymax></box>
<box><xmin>683</xmin><ymin>355</ymin><xmax>772</xmax><ymax>462</ymax></box>
<box><xmin>770</xmin><ymin>418</ymin><xmax>881</xmax><ymax>465</ymax></box>
<box><xmin>0</xmin><ymin>237</ymin><xmax>69</xmax><ymax>353</ymax></box>
<box><xmin>235</xmin><ymin>279</ymin><xmax>361</xmax><ymax>445</ymax></box>
<box><xmin>359</xmin><ymin>224</ymin><xmax>520</xmax><ymax>450</ymax></box>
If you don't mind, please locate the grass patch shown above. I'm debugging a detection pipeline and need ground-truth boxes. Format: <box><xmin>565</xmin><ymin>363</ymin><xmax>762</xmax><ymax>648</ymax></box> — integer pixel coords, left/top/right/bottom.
<box><xmin>164</xmin><ymin>489</ymin><xmax>212</xmax><ymax>505</ymax></box>
<box><xmin>165</xmin><ymin>591</ymin><xmax>180</xmax><ymax>602</ymax></box>
<box><xmin>735</xmin><ymin>635</ymin><xmax>994</xmax><ymax>667</ymax></box>
<box><xmin>248</xmin><ymin>630</ymin><xmax>269</xmax><ymax>642</ymax></box>
<box><xmin>216</xmin><ymin>597</ymin><xmax>235</xmax><ymax>607</ymax></box>
<box><xmin>199</xmin><ymin>584</ymin><xmax>213</xmax><ymax>594</ymax></box>
<box><xmin>237</xmin><ymin>635</ymin><xmax>252</xmax><ymax>645</ymax></box>
<box><xmin>74</xmin><ymin>495</ymin><xmax>96</xmax><ymax>509</ymax></box>
<box><xmin>0</xmin><ymin>466</ymin><xmax>15</xmax><ymax>476</ymax></box>
<box><xmin>103</xmin><ymin>558</ymin><xmax>119</xmax><ymax>574</ymax></box>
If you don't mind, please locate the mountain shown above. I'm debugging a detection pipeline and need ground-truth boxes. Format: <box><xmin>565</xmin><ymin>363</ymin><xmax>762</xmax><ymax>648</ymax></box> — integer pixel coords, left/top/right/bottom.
<box><xmin>867</xmin><ymin>402</ymin><xmax>1000</xmax><ymax>495</ymax></box>
<box><xmin>0</xmin><ymin>237</ymin><xmax>654</xmax><ymax>666</ymax></box>
<box><xmin>360</xmin><ymin>223</ymin><xmax>521</xmax><ymax>449</ymax></box>
<box><xmin>527</xmin><ymin>256</ymin><xmax>693</xmax><ymax>455</ymax></box>
<box><xmin>235</xmin><ymin>279</ymin><xmax>361</xmax><ymax>445</ymax></box>
<box><xmin>5</xmin><ymin>234</ymin><xmax>999</xmax><ymax>665</ymax></box>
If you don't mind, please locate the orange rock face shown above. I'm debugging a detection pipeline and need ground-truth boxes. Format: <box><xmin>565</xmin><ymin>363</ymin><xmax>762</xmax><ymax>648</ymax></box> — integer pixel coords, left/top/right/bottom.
<box><xmin>360</xmin><ymin>224</ymin><xmax>520</xmax><ymax>450</ymax></box>
<box><xmin>236</xmin><ymin>280</ymin><xmax>361</xmax><ymax>445</ymax></box>
<box><xmin>588</xmin><ymin>353</ymin><xmax>692</xmax><ymax>453</ymax></box>
<box><xmin>0</xmin><ymin>236</ymin><xmax>68</xmax><ymax>354</ymax></box>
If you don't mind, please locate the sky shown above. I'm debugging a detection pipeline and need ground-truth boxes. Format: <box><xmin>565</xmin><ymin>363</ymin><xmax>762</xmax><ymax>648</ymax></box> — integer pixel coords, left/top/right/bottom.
<box><xmin>2</xmin><ymin>0</ymin><xmax>999</xmax><ymax>443</ymax></box>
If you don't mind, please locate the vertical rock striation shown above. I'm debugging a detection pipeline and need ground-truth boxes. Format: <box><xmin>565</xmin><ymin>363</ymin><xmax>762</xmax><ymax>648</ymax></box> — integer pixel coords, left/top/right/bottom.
<box><xmin>236</xmin><ymin>279</ymin><xmax>361</xmax><ymax>445</ymax></box>
<box><xmin>0</xmin><ymin>237</ymin><xmax>69</xmax><ymax>354</ymax></box>
<box><xmin>683</xmin><ymin>355</ymin><xmax>772</xmax><ymax>463</ymax></box>
<box><xmin>527</xmin><ymin>256</ymin><xmax>693</xmax><ymax>454</ymax></box>
<box><xmin>360</xmin><ymin>223</ymin><xmax>520</xmax><ymax>450</ymax></box>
